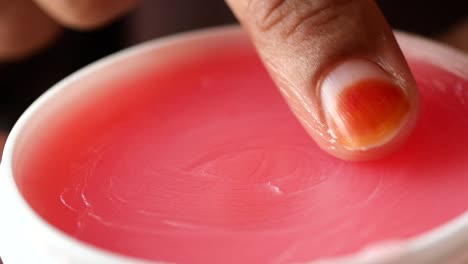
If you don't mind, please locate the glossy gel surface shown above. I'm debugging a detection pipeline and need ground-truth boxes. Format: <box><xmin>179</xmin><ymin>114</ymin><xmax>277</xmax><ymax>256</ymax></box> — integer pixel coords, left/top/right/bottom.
<box><xmin>17</xmin><ymin>45</ymin><xmax>468</xmax><ymax>263</ymax></box>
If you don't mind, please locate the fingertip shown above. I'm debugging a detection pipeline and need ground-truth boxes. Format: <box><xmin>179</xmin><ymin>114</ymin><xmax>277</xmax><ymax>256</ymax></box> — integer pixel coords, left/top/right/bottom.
<box><xmin>318</xmin><ymin>58</ymin><xmax>418</xmax><ymax>160</ymax></box>
<box><xmin>226</xmin><ymin>0</ymin><xmax>420</xmax><ymax>161</ymax></box>
<box><xmin>33</xmin><ymin>0</ymin><xmax>138</xmax><ymax>30</ymax></box>
<box><xmin>0</xmin><ymin>1</ymin><xmax>62</xmax><ymax>61</ymax></box>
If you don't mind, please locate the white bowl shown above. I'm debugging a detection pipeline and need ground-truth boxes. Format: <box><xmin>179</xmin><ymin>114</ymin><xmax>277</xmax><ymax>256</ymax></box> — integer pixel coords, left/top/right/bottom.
<box><xmin>0</xmin><ymin>26</ymin><xmax>467</xmax><ymax>264</ymax></box>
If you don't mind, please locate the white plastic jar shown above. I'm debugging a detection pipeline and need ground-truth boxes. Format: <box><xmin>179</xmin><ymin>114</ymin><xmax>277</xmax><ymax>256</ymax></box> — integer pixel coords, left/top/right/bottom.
<box><xmin>1</xmin><ymin>26</ymin><xmax>468</xmax><ymax>264</ymax></box>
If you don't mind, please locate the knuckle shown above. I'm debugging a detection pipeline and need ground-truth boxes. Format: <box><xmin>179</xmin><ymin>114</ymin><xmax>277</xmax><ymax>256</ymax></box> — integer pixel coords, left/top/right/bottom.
<box><xmin>252</xmin><ymin>0</ymin><xmax>288</xmax><ymax>33</ymax></box>
<box><xmin>252</xmin><ymin>0</ymin><xmax>361</xmax><ymax>40</ymax></box>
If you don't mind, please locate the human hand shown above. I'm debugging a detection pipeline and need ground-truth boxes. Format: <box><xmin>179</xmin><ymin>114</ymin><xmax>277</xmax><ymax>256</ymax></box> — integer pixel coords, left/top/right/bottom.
<box><xmin>0</xmin><ymin>0</ymin><xmax>136</xmax><ymax>60</ymax></box>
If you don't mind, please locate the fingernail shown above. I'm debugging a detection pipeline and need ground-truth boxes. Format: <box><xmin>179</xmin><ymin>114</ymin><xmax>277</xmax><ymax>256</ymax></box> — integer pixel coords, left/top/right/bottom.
<box><xmin>320</xmin><ymin>59</ymin><xmax>411</xmax><ymax>150</ymax></box>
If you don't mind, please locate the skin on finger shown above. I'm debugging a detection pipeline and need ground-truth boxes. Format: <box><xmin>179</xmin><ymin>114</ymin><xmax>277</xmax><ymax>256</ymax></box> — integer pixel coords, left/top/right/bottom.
<box><xmin>438</xmin><ymin>18</ymin><xmax>468</xmax><ymax>53</ymax></box>
<box><xmin>33</xmin><ymin>0</ymin><xmax>137</xmax><ymax>30</ymax></box>
<box><xmin>0</xmin><ymin>0</ymin><xmax>61</xmax><ymax>61</ymax></box>
<box><xmin>0</xmin><ymin>132</ymin><xmax>7</xmax><ymax>162</ymax></box>
<box><xmin>226</xmin><ymin>0</ymin><xmax>420</xmax><ymax>160</ymax></box>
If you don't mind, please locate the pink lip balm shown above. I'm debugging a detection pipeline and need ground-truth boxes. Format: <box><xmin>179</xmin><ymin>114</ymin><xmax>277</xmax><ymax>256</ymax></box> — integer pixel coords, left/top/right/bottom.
<box><xmin>1</xmin><ymin>27</ymin><xmax>468</xmax><ymax>264</ymax></box>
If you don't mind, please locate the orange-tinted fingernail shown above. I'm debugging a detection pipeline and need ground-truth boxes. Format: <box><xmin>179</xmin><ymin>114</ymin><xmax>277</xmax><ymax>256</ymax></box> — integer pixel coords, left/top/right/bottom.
<box><xmin>321</xmin><ymin>59</ymin><xmax>411</xmax><ymax>150</ymax></box>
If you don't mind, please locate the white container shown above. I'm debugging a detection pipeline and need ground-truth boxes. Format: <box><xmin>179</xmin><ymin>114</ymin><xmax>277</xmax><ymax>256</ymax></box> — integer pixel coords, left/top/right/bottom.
<box><xmin>0</xmin><ymin>26</ymin><xmax>467</xmax><ymax>264</ymax></box>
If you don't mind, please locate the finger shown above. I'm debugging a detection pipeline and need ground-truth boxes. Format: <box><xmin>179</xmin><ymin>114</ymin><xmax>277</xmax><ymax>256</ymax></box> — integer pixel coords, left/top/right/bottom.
<box><xmin>226</xmin><ymin>0</ymin><xmax>420</xmax><ymax>160</ymax></box>
<box><xmin>0</xmin><ymin>132</ymin><xmax>7</xmax><ymax>161</ymax></box>
<box><xmin>438</xmin><ymin>18</ymin><xmax>468</xmax><ymax>53</ymax></box>
<box><xmin>33</xmin><ymin>0</ymin><xmax>137</xmax><ymax>30</ymax></box>
<box><xmin>0</xmin><ymin>0</ymin><xmax>61</xmax><ymax>61</ymax></box>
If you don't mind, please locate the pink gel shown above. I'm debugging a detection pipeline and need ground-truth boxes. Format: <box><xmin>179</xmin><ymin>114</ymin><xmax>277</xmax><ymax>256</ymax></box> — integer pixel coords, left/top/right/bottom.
<box><xmin>18</xmin><ymin>46</ymin><xmax>468</xmax><ymax>263</ymax></box>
